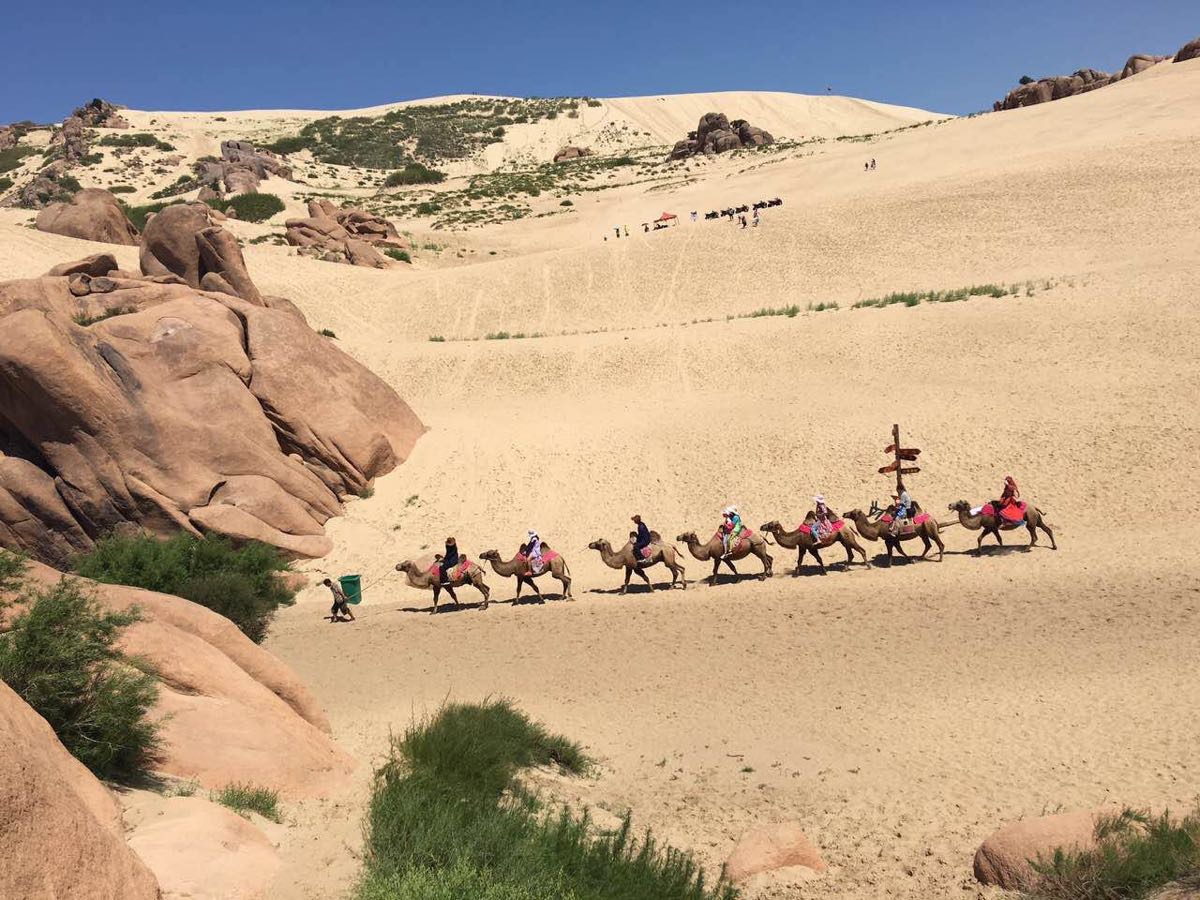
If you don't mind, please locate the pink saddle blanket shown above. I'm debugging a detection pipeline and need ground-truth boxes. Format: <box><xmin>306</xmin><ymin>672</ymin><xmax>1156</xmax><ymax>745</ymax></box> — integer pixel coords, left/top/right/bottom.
<box><xmin>879</xmin><ymin>512</ymin><xmax>931</xmax><ymax>536</ymax></box>
<box><xmin>798</xmin><ymin>519</ymin><xmax>846</xmax><ymax>544</ymax></box>
<box><xmin>981</xmin><ymin>501</ymin><xmax>1027</xmax><ymax>526</ymax></box>
<box><xmin>517</xmin><ymin>549</ymin><xmax>560</xmax><ymax>573</ymax></box>
<box><xmin>426</xmin><ymin>559</ymin><xmax>472</xmax><ymax>581</ymax></box>
<box><xmin>713</xmin><ymin>528</ymin><xmax>755</xmax><ymax>554</ymax></box>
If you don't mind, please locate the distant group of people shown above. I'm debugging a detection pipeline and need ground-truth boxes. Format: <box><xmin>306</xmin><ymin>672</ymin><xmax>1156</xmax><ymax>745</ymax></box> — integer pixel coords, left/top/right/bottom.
<box><xmin>864</xmin><ymin>158</ymin><xmax>877</xmax><ymax>172</ymax></box>
<box><xmin>605</xmin><ymin>198</ymin><xmax>784</xmax><ymax>241</ymax></box>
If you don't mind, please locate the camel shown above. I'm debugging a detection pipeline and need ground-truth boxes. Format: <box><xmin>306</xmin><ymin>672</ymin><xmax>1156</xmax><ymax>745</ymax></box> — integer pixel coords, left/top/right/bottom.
<box><xmin>759</xmin><ymin>518</ymin><xmax>869</xmax><ymax>575</ymax></box>
<box><xmin>948</xmin><ymin>500</ymin><xmax>1057</xmax><ymax>553</ymax></box>
<box><xmin>842</xmin><ymin>507</ymin><xmax>945</xmax><ymax>565</ymax></box>
<box><xmin>479</xmin><ymin>547</ymin><xmax>573</xmax><ymax>602</ymax></box>
<box><xmin>676</xmin><ymin>530</ymin><xmax>773</xmax><ymax>585</ymax></box>
<box><xmin>587</xmin><ymin>534</ymin><xmax>686</xmax><ymax>594</ymax></box>
<box><xmin>394</xmin><ymin>558</ymin><xmax>491</xmax><ymax>612</ymax></box>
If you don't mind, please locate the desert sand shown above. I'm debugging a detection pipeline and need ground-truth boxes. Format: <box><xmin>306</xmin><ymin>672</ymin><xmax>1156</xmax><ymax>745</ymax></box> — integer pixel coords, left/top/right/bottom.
<box><xmin>3</xmin><ymin>59</ymin><xmax>1199</xmax><ymax>899</ymax></box>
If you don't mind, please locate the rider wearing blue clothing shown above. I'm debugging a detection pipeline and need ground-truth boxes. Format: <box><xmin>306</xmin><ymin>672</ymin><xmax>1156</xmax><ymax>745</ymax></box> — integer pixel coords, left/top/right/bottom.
<box><xmin>632</xmin><ymin>515</ymin><xmax>652</xmax><ymax>565</ymax></box>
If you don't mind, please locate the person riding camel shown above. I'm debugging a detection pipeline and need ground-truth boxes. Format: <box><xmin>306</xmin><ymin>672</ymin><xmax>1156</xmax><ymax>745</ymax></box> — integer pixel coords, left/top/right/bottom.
<box><xmin>995</xmin><ymin>476</ymin><xmax>1020</xmax><ymax>516</ymax></box>
<box><xmin>632</xmin><ymin>515</ymin><xmax>652</xmax><ymax>566</ymax></box>
<box><xmin>720</xmin><ymin>506</ymin><xmax>744</xmax><ymax>559</ymax></box>
<box><xmin>890</xmin><ymin>487</ymin><xmax>914</xmax><ymax>535</ymax></box>
<box><xmin>812</xmin><ymin>495</ymin><xmax>837</xmax><ymax>541</ymax></box>
<box><xmin>525</xmin><ymin>529</ymin><xmax>544</xmax><ymax>574</ymax></box>
<box><xmin>435</xmin><ymin>536</ymin><xmax>459</xmax><ymax>584</ymax></box>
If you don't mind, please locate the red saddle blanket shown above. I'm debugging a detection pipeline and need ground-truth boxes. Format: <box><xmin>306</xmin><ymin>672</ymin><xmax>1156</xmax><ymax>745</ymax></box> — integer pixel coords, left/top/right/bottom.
<box><xmin>798</xmin><ymin>519</ymin><xmax>846</xmax><ymax>543</ymax></box>
<box><xmin>713</xmin><ymin>528</ymin><xmax>755</xmax><ymax>554</ymax></box>
<box><xmin>982</xmin><ymin>501</ymin><xmax>1027</xmax><ymax>525</ymax></box>
<box><xmin>517</xmin><ymin>549</ymin><xmax>560</xmax><ymax>573</ymax></box>
<box><xmin>879</xmin><ymin>512</ymin><xmax>931</xmax><ymax>536</ymax></box>
<box><xmin>427</xmin><ymin>559</ymin><xmax>472</xmax><ymax>581</ymax></box>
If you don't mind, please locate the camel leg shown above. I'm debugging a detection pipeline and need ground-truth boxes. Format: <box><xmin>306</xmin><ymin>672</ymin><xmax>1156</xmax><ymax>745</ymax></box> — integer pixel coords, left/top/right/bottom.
<box><xmin>812</xmin><ymin>547</ymin><xmax>827</xmax><ymax>575</ymax></box>
<box><xmin>919</xmin><ymin>535</ymin><xmax>932</xmax><ymax>559</ymax></box>
<box><xmin>852</xmin><ymin>537</ymin><xmax>870</xmax><ymax>568</ymax></box>
<box><xmin>758</xmin><ymin>549</ymin><xmax>772</xmax><ymax>579</ymax></box>
<box><xmin>1038</xmin><ymin>519</ymin><xmax>1057</xmax><ymax>550</ymax></box>
<box><xmin>526</xmin><ymin>576</ymin><xmax>543</xmax><ymax>602</ymax></box>
<box><xmin>932</xmin><ymin>531</ymin><xmax>945</xmax><ymax>562</ymax></box>
<box><xmin>675</xmin><ymin>564</ymin><xmax>687</xmax><ymax>590</ymax></box>
<box><xmin>634</xmin><ymin>566</ymin><xmax>653</xmax><ymax>591</ymax></box>
<box><xmin>474</xmin><ymin>577</ymin><xmax>490</xmax><ymax>610</ymax></box>
<box><xmin>1025</xmin><ymin>521</ymin><xmax>1039</xmax><ymax>548</ymax></box>
<box><xmin>709</xmin><ymin>558</ymin><xmax>721</xmax><ymax>586</ymax></box>
<box><xmin>794</xmin><ymin>547</ymin><xmax>805</xmax><ymax>576</ymax></box>
<box><xmin>444</xmin><ymin>584</ymin><xmax>461</xmax><ymax>607</ymax></box>
<box><xmin>431</xmin><ymin>583</ymin><xmax>441</xmax><ymax>613</ymax></box>
<box><xmin>514</xmin><ymin>577</ymin><xmax>523</xmax><ymax>603</ymax></box>
<box><xmin>557</xmin><ymin>573</ymin><xmax>573</xmax><ymax>600</ymax></box>
<box><xmin>620</xmin><ymin>566</ymin><xmax>633</xmax><ymax>595</ymax></box>
<box><xmin>840</xmin><ymin>537</ymin><xmax>854</xmax><ymax>568</ymax></box>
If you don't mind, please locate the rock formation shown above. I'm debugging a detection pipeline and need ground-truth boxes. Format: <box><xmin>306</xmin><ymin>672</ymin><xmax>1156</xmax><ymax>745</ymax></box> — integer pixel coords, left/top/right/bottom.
<box><xmin>0</xmin><ymin>126</ymin><xmax>15</xmax><ymax>151</ymax></box>
<box><xmin>7</xmin><ymin>560</ymin><xmax>356</xmax><ymax>796</ymax></box>
<box><xmin>0</xmin><ymin>215</ymin><xmax>425</xmax><ymax>565</ymax></box>
<box><xmin>974</xmin><ymin>808</ymin><xmax>1107</xmax><ymax>889</ymax></box>
<box><xmin>59</xmin><ymin>114</ymin><xmax>88</xmax><ymax>164</ymax></box>
<box><xmin>554</xmin><ymin>145</ymin><xmax>593</xmax><ymax>163</ymax></box>
<box><xmin>993</xmin><ymin>44</ymin><xmax>1195</xmax><ymax>111</ymax></box>
<box><xmin>71</xmin><ymin>98</ymin><xmax>130</xmax><ymax>130</ymax></box>
<box><xmin>285</xmin><ymin>199</ymin><xmax>409</xmax><ymax>267</ymax></box>
<box><xmin>126</xmin><ymin>795</ymin><xmax>281</xmax><ymax>899</ymax></box>
<box><xmin>0</xmin><ymin>680</ymin><xmax>160</xmax><ymax>899</ymax></box>
<box><xmin>724</xmin><ymin>822</ymin><xmax>826</xmax><ymax>883</ymax></box>
<box><xmin>669</xmin><ymin>113</ymin><xmax>775</xmax><ymax>160</ymax></box>
<box><xmin>1177</xmin><ymin>36</ymin><xmax>1200</xmax><ymax>63</ymax></box>
<box><xmin>215</xmin><ymin>140</ymin><xmax>292</xmax><ymax>195</ymax></box>
<box><xmin>36</xmin><ymin>188</ymin><xmax>140</xmax><ymax>245</ymax></box>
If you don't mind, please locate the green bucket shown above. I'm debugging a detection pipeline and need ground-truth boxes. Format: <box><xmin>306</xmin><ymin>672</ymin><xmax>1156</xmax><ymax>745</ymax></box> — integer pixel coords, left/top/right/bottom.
<box><xmin>338</xmin><ymin>574</ymin><xmax>363</xmax><ymax>605</ymax></box>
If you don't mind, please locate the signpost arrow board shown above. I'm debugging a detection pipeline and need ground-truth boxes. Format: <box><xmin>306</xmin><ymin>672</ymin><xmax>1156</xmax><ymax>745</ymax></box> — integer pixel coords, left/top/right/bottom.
<box><xmin>881</xmin><ymin>424</ymin><xmax>926</xmax><ymax>493</ymax></box>
<box><xmin>900</xmin><ymin>466</ymin><xmax>921</xmax><ymax>475</ymax></box>
<box><xmin>899</xmin><ymin>449</ymin><xmax>921</xmax><ymax>461</ymax></box>
<box><xmin>878</xmin><ymin>462</ymin><xmax>900</xmax><ymax>474</ymax></box>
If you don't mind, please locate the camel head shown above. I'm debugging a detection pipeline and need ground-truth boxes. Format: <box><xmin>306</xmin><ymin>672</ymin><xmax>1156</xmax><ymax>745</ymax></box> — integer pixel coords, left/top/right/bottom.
<box><xmin>759</xmin><ymin>521</ymin><xmax>781</xmax><ymax>533</ymax></box>
<box><xmin>587</xmin><ymin>539</ymin><xmax>610</xmax><ymax>552</ymax></box>
<box><xmin>479</xmin><ymin>549</ymin><xmax>500</xmax><ymax>561</ymax></box>
<box><xmin>948</xmin><ymin>500</ymin><xmax>971</xmax><ymax>513</ymax></box>
<box><xmin>676</xmin><ymin>532</ymin><xmax>698</xmax><ymax>544</ymax></box>
<box><xmin>394</xmin><ymin>560</ymin><xmax>412</xmax><ymax>573</ymax></box>
<box><xmin>842</xmin><ymin>509</ymin><xmax>864</xmax><ymax>522</ymax></box>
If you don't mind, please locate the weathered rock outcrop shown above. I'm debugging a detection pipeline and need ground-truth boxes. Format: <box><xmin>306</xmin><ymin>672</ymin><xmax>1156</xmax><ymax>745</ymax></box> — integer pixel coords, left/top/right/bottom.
<box><xmin>1177</xmin><ymin>36</ymin><xmax>1200</xmax><ymax>63</ymax></box>
<box><xmin>669</xmin><ymin>113</ymin><xmax>775</xmax><ymax>160</ymax></box>
<box><xmin>36</xmin><ymin>188</ymin><xmax>140</xmax><ymax>245</ymax></box>
<box><xmin>974</xmin><ymin>809</ymin><xmax>1107</xmax><ymax>889</ymax></box>
<box><xmin>126</xmin><ymin>796</ymin><xmax>280</xmax><ymax>900</ymax></box>
<box><xmin>11</xmin><ymin>560</ymin><xmax>353</xmax><ymax>796</ymax></box>
<box><xmin>59</xmin><ymin>114</ymin><xmax>88</xmax><ymax>164</ymax></box>
<box><xmin>286</xmin><ymin>200</ymin><xmax>408</xmax><ymax>266</ymax></box>
<box><xmin>216</xmin><ymin>140</ymin><xmax>292</xmax><ymax>195</ymax></box>
<box><xmin>553</xmin><ymin>145</ymin><xmax>593</xmax><ymax>163</ymax></box>
<box><xmin>0</xmin><ymin>681</ymin><xmax>161</xmax><ymax>899</ymax></box>
<box><xmin>72</xmin><ymin>98</ymin><xmax>130</xmax><ymax>130</ymax></box>
<box><xmin>0</xmin><ymin>232</ymin><xmax>424</xmax><ymax>565</ymax></box>
<box><xmin>725</xmin><ymin>822</ymin><xmax>826</xmax><ymax>883</ymax></box>
<box><xmin>0</xmin><ymin>126</ymin><xmax>15</xmax><ymax>151</ymax></box>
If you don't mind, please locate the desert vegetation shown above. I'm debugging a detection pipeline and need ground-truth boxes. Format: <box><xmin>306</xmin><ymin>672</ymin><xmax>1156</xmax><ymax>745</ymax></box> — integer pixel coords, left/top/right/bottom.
<box><xmin>205</xmin><ymin>192</ymin><xmax>285</xmax><ymax>222</ymax></box>
<box><xmin>73</xmin><ymin>533</ymin><xmax>297</xmax><ymax>643</ymax></box>
<box><xmin>0</xmin><ymin>551</ymin><xmax>160</xmax><ymax>781</ymax></box>
<box><xmin>356</xmin><ymin>699</ymin><xmax>735</xmax><ymax>900</ymax></box>
<box><xmin>385</xmin><ymin>163</ymin><xmax>446</xmax><ymax>186</ymax></box>
<box><xmin>211</xmin><ymin>782</ymin><xmax>283</xmax><ymax>823</ymax></box>
<box><xmin>97</xmin><ymin>132</ymin><xmax>176</xmax><ymax>152</ymax></box>
<box><xmin>1028</xmin><ymin>807</ymin><xmax>1200</xmax><ymax>900</ymax></box>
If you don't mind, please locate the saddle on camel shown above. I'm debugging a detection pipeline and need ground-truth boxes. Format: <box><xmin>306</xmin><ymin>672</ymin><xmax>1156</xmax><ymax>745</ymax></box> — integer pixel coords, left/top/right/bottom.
<box><xmin>948</xmin><ymin>476</ymin><xmax>1058</xmax><ymax>552</ymax></box>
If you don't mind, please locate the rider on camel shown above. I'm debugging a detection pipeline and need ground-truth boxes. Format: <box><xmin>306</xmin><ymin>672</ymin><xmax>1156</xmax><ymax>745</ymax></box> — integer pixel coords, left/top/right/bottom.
<box><xmin>632</xmin><ymin>515</ymin><xmax>652</xmax><ymax>566</ymax></box>
<box><xmin>720</xmin><ymin>506</ymin><xmax>744</xmax><ymax>558</ymax></box>
<box><xmin>995</xmin><ymin>476</ymin><xmax>1020</xmax><ymax>515</ymax></box>
<box><xmin>812</xmin><ymin>495</ymin><xmax>836</xmax><ymax>541</ymax></box>
<box><xmin>890</xmin><ymin>486</ymin><xmax>913</xmax><ymax>535</ymax></box>
<box><xmin>525</xmin><ymin>529</ymin><xmax>544</xmax><ymax>573</ymax></box>
<box><xmin>436</xmin><ymin>536</ymin><xmax>459</xmax><ymax>584</ymax></box>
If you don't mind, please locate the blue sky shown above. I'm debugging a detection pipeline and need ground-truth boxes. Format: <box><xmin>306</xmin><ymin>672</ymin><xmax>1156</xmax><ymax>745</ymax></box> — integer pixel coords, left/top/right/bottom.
<box><xmin>1</xmin><ymin>1</ymin><xmax>1195</xmax><ymax>121</ymax></box>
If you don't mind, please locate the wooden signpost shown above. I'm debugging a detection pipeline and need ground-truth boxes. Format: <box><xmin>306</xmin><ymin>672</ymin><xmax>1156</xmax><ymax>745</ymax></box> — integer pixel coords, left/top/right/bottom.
<box><xmin>878</xmin><ymin>423</ymin><xmax>921</xmax><ymax>494</ymax></box>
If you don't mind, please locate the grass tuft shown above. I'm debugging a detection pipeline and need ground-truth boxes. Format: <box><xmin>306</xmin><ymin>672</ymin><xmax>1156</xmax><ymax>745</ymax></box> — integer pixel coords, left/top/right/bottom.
<box><xmin>1028</xmin><ymin>806</ymin><xmax>1200</xmax><ymax>900</ymax></box>
<box><xmin>385</xmin><ymin>248</ymin><xmax>412</xmax><ymax>263</ymax></box>
<box><xmin>211</xmin><ymin>782</ymin><xmax>282</xmax><ymax>823</ymax></box>
<box><xmin>357</xmin><ymin>699</ymin><xmax>733</xmax><ymax>900</ymax></box>
<box><xmin>73</xmin><ymin>306</ymin><xmax>136</xmax><ymax>327</ymax></box>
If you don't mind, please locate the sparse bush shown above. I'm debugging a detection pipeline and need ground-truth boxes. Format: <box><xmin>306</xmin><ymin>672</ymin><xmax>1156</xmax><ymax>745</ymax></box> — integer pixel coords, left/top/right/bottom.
<box><xmin>262</xmin><ymin>135</ymin><xmax>313</xmax><ymax>155</ymax></box>
<box><xmin>0</xmin><ymin>145</ymin><xmax>38</xmax><ymax>173</ymax></box>
<box><xmin>73</xmin><ymin>306</ymin><xmax>136</xmax><ymax>327</ymax></box>
<box><xmin>206</xmin><ymin>192</ymin><xmax>285</xmax><ymax>223</ymax></box>
<box><xmin>0</xmin><ymin>555</ymin><xmax>161</xmax><ymax>781</ymax></box>
<box><xmin>358</xmin><ymin>485</ymin><xmax>375</xmax><ymax>499</ymax></box>
<box><xmin>319</xmin><ymin>328</ymin><xmax>337</xmax><ymax>338</ymax></box>
<box><xmin>79</xmin><ymin>152</ymin><xmax>104</xmax><ymax>167</ymax></box>
<box><xmin>1019</xmin><ymin>75</ymin><xmax>1036</xmax><ymax>85</ymax></box>
<box><xmin>0</xmin><ymin>176</ymin><xmax>12</xmax><ymax>193</ymax></box>
<box><xmin>211</xmin><ymin>783</ymin><xmax>282</xmax><ymax>823</ymax></box>
<box><xmin>1028</xmin><ymin>806</ymin><xmax>1200</xmax><ymax>900</ymax></box>
<box><xmin>358</xmin><ymin>699</ymin><xmax>731</xmax><ymax>900</ymax></box>
<box><xmin>559</xmin><ymin>199</ymin><xmax>573</xmax><ymax>206</ymax></box>
<box><xmin>73</xmin><ymin>533</ymin><xmax>296</xmax><ymax>643</ymax></box>
<box><xmin>109</xmin><ymin>184</ymin><xmax>136</xmax><ymax>194</ymax></box>
<box><xmin>385</xmin><ymin>163</ymin><xmax>446</xmax><ymax>187</ymax></box>
<box><xmin>122</xmin><ymin>200</ymin><xmax>174</xmax><ymax>230</ymax></box>
<box><xmin>150</xmin><ymin>174</ymin><xmax>202</xmax><ymax>200</ymax></box>
<box><xmin>485</xmin><ymin>331</ymin><xmax>511</xmax><ymax>340</ymax></box>
<box><xmin>98</xmin><ymin>133</ymin><xmax>175</xmax><ymax>152</ymax></box>
<box><xmin>428</xmin><ymin>335</ymin><xmax>445</xmax><ymax>342</ymax></box>
<box><xmin>385</xmin><ymin>248</ymin><xmax>412</xmax><ymax>263</ymax></box>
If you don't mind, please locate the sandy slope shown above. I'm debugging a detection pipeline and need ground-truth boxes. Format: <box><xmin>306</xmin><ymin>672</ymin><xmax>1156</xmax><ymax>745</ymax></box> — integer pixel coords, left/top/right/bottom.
<box><xmin>3</xmin><ymin>58</ymin><xmax>1199</xmax><ymax>900</ymax></box>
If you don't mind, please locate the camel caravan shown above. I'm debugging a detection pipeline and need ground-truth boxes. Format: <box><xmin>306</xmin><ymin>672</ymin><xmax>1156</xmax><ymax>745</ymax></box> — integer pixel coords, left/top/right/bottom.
<box><xmin>386</xmin><ymin>427</ymin><xmax>1057</xmax><ymax>612</ymax></box>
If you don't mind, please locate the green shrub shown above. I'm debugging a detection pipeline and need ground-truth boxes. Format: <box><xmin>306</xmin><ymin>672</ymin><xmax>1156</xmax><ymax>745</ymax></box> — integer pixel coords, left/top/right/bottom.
<box><xmin>211</xmin><ymin>783</ymin><xmax>282</xmax><ymax>822</ymax></box>
<box><xmin>1019</xmin><ymin>75</ymin><xmax>1036</xmax><ymax>85</ymax></box>
<box><xmin>0</xmin><ymin>145</ymin><xmax>38</xmax><ymax>173</ymax></box>
<box><xmin>109</xmin><ymin>184</ymin><xmax>136</xmax><ymax>193</ymax></box>
<box><xmin>73</xmin><ymin>533</ymin><xmax>296</xmax><ymax>643</ymax></box>
<box><xmin>385</xmin><ymin>248</ymin><xmax>411</xmax><ymax>263</ymax></box>
<box><xmin>262</xmin><ymin>135</ymin><xmax>312</xmax><ymax>155</ymax></box>
<box><xmin>0</xmin><ymin>176</ymin><xmax>12</xmax><ymax>193</ymax></box>
<box><xmin>79</xmin><ymin>152</ymin><xmax>104</xmax><ymax>167</ymax></box>
<box><xmin>150</xmin><ymin>174</ymin><xmax>202</xmax><ymax>200</ymax></box>
<box><xmin>98</xmin><ymin>133</ymin><xmax>174</xmax><ymax>151</ymax></box>
<box><xmin>319</xmin><ymin>328</ymin><xmax>337</xmax><ymax>338</ymax></box>
<box><xmin>358</xmin><ymin>699</ymin><xmax>732</xmax><ymax>900</ymax></box>
<box><xmin>73</xmin><ymin>306</ymin><xmax>136</xmax><ymax>327</ymax></box>
<box><xmin>560</xmin><ymin>199</ymin><xmax>573</xmax><ymax>206</ymax></box>
<box><xmin>385</xmin><ymin>163</ymin><xmax>447</xmax><ymax>186</ymax></box>
<box><xmin>1028</xmin><ymin>806</ymin><xmax>1200</xmax><ymax>900</ymax></box>
<box><xmin>428</xmin><ymin>335</ymin><xmax>446</xmax><ymax>342</ymax></box>
<box><xmin>122</xmin><ymin>200</ymin><xmax>174</xmax><ymax>230</ymax></box>
<box><xmin>206</xmin><ymin>192</ymin><xmax>285</xmax><ymax>223</ymax></box>
<box><xmin>0</xmin><ymin>555</ymin><xmax>160</xmax><ymax>781</ymax></box>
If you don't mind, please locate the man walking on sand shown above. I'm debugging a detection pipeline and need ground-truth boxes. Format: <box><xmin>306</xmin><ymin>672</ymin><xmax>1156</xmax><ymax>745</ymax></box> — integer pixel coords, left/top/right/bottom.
<box><xmin>323</xmin><ymin>578</ymin><xmax>355</xmax><ymax>623</ymax></box>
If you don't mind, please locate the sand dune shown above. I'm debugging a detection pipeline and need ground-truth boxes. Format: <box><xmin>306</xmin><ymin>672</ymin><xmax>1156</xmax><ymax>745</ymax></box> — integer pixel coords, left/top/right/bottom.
<box><xmin>3</xmin><ymin>56</ymin><xmax>1199</xmax><ymax>900</ymax></box>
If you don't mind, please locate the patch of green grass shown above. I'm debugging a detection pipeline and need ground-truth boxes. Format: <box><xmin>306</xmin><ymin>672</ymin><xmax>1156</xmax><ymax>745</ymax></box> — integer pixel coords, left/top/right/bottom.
<box><xmin>385</xmin><ymin>248</ymin><xmax>412</xmax><ymax>263</ymax></box>
<box><xmin>150</xmin><ymin>174</ymin><xmax>202</xmax><ymax>200</ymax></box>
<box><xmin>0</xmin><ymin>553</ymin><xmax>160</xmax><ymax>781</ymax></box>
<box><xmin>1027</xmin><ymin>806</ymin><xmax>1200</xmax><ymax>900</ymax></box>
<box><xmin>0</xmin><ymin>145</ymin><xmax>38</xmax><ymax>173</ymax></box>
<box><xmin>357</xmin><ymin>699</ymin><xmax>733</xmax><ymax>900</ymax></box>
<box><xmin>73</xmin><ymin>533</ymin><xmax>296</xmax><ymax>643</ymax></box>
<box><xmin>853</xmin><ymin>283</ymin><xmax>1022</xmax><ymax>309</ymax></box>
<box><xmin>385</xmin><ymin>163</ymin><xmax>447</xmax><ymax>186</ymax></box>
<box><xmin>211</xmin><ymin>783</ymin><xmax>282</xmax><ymax>823</ymax></box>
<box><xmin>73</xmin><ymin>306</ymin><xmax>136</xmax><ymax>327</ymax></box>
<box><xmin>206</xmin><ymin>192</ymin><xmax>285</xmax><ymax>223</ymax></box>
<box><xmin>746</xmin><ymin>304</ymin><xmax>801</xmax><ymax>319</ymax></box>
<box><xmin>358</xmin><ymin>485</ymin><xmax>375</xmax><ymax>499</ymax></box>
<box><xmin>319</xmin><ymin>328</ymin><xmax>337</xmax><ymax>338</ymax></box>
<box><xmin>428</xmin><ymin>335</ymin><xmax>445</xmax><ymax>342</ymax></box>
<box><xmin>485</xmin><ymin>330</ymin><xmax>512</xmax><ymax>340</ymax></box>
<box><xmin>807</xmin><ymin>301</ymin><xmax>839</xmax><ymax>312</ymax></box>
<box><xmin>108</xmin><ymin>184</ymin><xmax>136</xmax><ymax>194</ymax></box>
<box><xmin>98</xmin><ymin>133</ymin><xmax>175</xmax><ymax>151</ymax></box>
<box><xmin>560</xmin><ymin>199</ymin><xmax>574</xmax><ymax>206</ymax></box>
<box><xmin>79</xmin><ymin>152</ymin><xmax>104</xmax><ymax>167</ymax></box>
<box><xmin>121</xmin><ymin>200</ymin><xmax>174</xmax><ymax>230</ymax></box>
<box><xmin>0</xmin><ymin>176</ymin><xmax>12</xmax><ymax>193</ymax></box>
